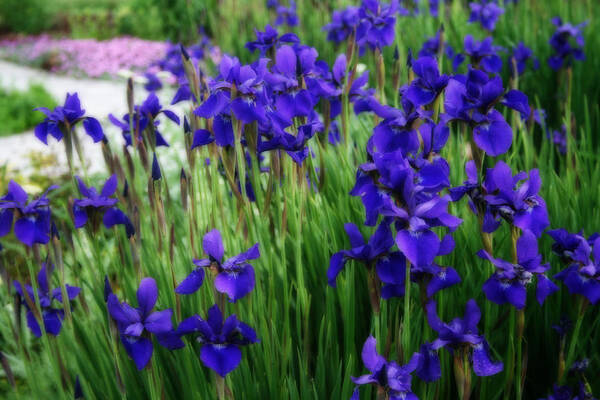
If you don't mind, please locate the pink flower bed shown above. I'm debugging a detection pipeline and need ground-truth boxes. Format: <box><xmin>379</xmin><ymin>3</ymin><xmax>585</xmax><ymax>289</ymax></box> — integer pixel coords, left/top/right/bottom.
<box><xmin>0</xmin><ymin>35</ymin><xmax>168</xmax><ymax>78</ymax></box>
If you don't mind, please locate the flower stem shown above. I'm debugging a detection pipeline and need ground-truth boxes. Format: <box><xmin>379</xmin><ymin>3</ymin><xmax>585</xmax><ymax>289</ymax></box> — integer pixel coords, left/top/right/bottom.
<box><xmin>563</xmin><ymin>297</ymin><xmax>586</xmax><ymax>383</ymax></box>
<box><xmin>401</xmin><ymin>261</ymin><xmax>411</xmax><ymax>362</ymax></box>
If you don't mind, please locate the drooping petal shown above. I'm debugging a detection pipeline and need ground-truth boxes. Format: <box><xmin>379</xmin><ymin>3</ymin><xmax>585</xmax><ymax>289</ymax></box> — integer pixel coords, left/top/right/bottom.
<box><xmin>327</xmin><ymin>252</ymin><xmax>347</xmax><ymax>287</ymax></box>
<box><xmin>175</xmin><ymin>268</ymin><xmax>205</xmax><ymax>295</ymax></box>
<box><xmin>416</xmin><ymin>342</ymin><xmax>441</xmax><ymax>382</ymax></box>
<box><xmin>191</xmin><ymin>129</ymin><xmax>214</xmax><ymax>149</ymax></box>
<box><xmin>145</xmin><ymin>309</ymin><xmax>173</xmax><ymax>334</ymax></box>
<box><xmin>26</xmin><ymin>310</ymin><xmax>42</xmax><ymax>338</ymax></box>
<box><xmin>473</xmin><ymin>118</ymin><xmax>513</xmax><ymax>157</ymax></box>
<box><xmin>83</xmin><ymin>117</ymin><xmax>105</xmax><ymax>142</ymax></box>
<box><xmin>395</xmin><ymin>229</ymin><xmax>440</xmax><ymax>268</ymax></box>
<box><xmin>536</xmin><ymin>275</ymin><xmax>558</xmax><ymax>305</ymax></box>
<box><xmin>122</xmin><ymin>336</ymin><xmax>153</xmax><ymax>370</ymax></box>
<box><xmin>0</xmin><ymin>209</ymin><xmax>13</xmax><ymax>236</ymax></box>
<box><xmin>200</xmin><ymin>344</ymin><xmax>242</xmax><ymax>377</ymax></box>
<box><xmin>427</xmin><ymin>267</ymin><xmax>461</xmax><ymax>297</ymax></box>
<box><xmin>14</xmin><ymin>218</ymin><xmax>36</xmax><ymax>246</ymax></box>
<box><xmin>472</xmin><ymin>340</ymin><xmax>503</xmax><ymax>376</ymax></box>
<box><xmin>214</xmin><ymin>265</ymin><xmax>255</xmax><ymax>302</ymax></box>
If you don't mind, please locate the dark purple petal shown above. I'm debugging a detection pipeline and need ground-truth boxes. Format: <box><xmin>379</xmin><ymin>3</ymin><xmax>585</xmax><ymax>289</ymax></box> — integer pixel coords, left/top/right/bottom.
<box><xmin>536</xmin><ymin>275</ymin><xmax>558</xmax><ymax>305</ymax></box>
<box><xmin>473</xmin><ymin>118</ymin><xmax>512</xmax><ymax>156</ymax></box>
<box><xmin>327</xmin><ymin>252</ymin><xmax>347</xmax><ymax>287</ymax></box>
<box><xmin>203</xmin><ymin>229</ymin><xmax>224</xmax><ymax>260</ymax></box>
<box><xmin>101</xmin><ymin>175</ymin><xmax>118</xmax><ymax>198</ymax></box>
<box><xmin>175</xmin><ymin>268</ymin><xmax>205</xmax><ymax>295</ymax></box>
<box><xmin>361</xmin><ymin>335</ymin><xmax>385</xmax><ymax>373</ymax></box>
<box><xmin>0</xmin><ymin>209</ymin><xmax>13</xmax><ymax>236</ymax></box>
<box><xmin>122</xmin><ymin>336</ymin><xmax>153</xmax><ymax>370</ymax></box>
<box><xmin>472</xmin><ymin>340</ymin><xmax>503</xmax><ymax>376</ymax></box>
<box><xmin>83</xmin><ymin>118</ymin><xmax>105</xmax><ymax>142</ymax></box>
<box><xmin>395</xmin><ymin>229</ymin><xmax>440</xmax><ymax>268</ymax></box>
<box><xmin>427</xmin><ymin>267</ymin><xmax>461</xmax><ymax>297</ymax></box>
<box><xmin>214</xmin><ymin>265</ymin><xmax>255</xmax><ymax>302</ymax></box>
<box><xmin>191</xmin><ymin>129</ymin><xmax>215</xmax><ymax>149</ymax></box>
<box><xmin>14</xmin><ymin>218</ymin><xmax>36</xmax><ymax>246</ymax></box>
<box><xmin>145</xmin><ymin>309</ymin><xmax>173</xmax><ymax>334</ymax></box>
<box><xmin>137</xmin><ymin>277</ymin><xmax>158</xmax><ymax>316</ymax></box>
<box><xmin>26</xmin><ymin>310</ymin><xmax>42</xmax><ymax>338</ymax></box>
<box><xmin>200</xmin><ymin>344</ymin><xmax>242</xmax><ymax>377</ymax></box>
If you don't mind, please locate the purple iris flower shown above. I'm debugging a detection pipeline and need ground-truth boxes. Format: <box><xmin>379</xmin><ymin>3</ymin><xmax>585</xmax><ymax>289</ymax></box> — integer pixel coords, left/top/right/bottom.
<box><xmin>140</xmin><ymin>92</ymin><xmax>180</xmax><ymax>126</ymax></box>
<box><xmin>199</xmin><ymin>55</ymin><xmax>269</xmax><ymax>125</ymax></box>
<box><xmin>176</xmin><ymin>305</ymin><xmax>258</xmax><ymax>377</ymax></box>
<box><xmin>415</xmin><ymin>342</ymin><xmax>441</xmax><ymax>382</ymax></box>
<box><xmin>143</xmin><ymin>72</ymin><xmax>163</xmax><ymax>92</ymax></box>
<box><xmin>0</xmin><ymin>181</ymin><xmax>57</xmax><ymax>246</ymax></box>
<box><xmin>13</xmin><ymin>263</ymin><xmax>80</xmax><ymax>338</ymax></box>
<box><xmin>481</xmin><ymin>161</ymin><xmax>549</xmax><ymax>237</ymax></box>
<box><xmin>107</xmin><ymin>277</ymin><xmax>181</xmax><ymax>370</ymax></box>
<box><xmin>245</xmin><ymin>24</ymin><xmax>300</xmax><ymax>56</ymax></box>
<box><xmin>409</xmin><ymin>233</ymin><xmax>462</xmax><ymax>298</ymax></box>
<box><xmin>328</xmin><ymin>221</ymin><xmax>407</xmax><ymax>298</ymax></box>
<box><xmin>314</xmin><ymin>53</ymin><xmax>374</xmax><ymax>119</ymax></box>
<box><xmin>477</xmin><ymin>230</ymin><xmax>558</xmax><ymax>309</ymax></box>
<box><xmin>274</xmin><ymin>1</ymin><xmax>298</xmax><ymax>27</ymax></box>
<box><xmin>34</xmin><ymin>93</ymin><xmax>104</xmax><ymax>145</ymax></box>
<box><xmin>554</xmin><ymin>234</ymin><xmax>600</xmax><ymax>304</ymax></box>
<box><xmin>549</xmin><ymin>125</ymin><xmax>567</xmax><ymax>155</ymax></box>
<box><xmin>266</xmin><ymin>0</ymin><xmax>278</xmax><ymax>9</ymax></box>
<box><xmin>418</xmin><ymin>29</ymin><xmax>458</xmax><ymax>63</ymax></box>
<box><xmin>265</xmin><ymin>45</ymin><xmax>316</xmax><ymax>121</ymax></box>
<box><xmin>463</xmin><ymin>35</ymin><xmax>504</xmax><ymax>74</ymax></box>
<box><xmin>539</xmin><ymin>383</ymin><xmax>596</xmax><ymax>400</ymax></box>
<box><xmin>357</xmin><ymin>0</ymin><xmax>399</xmax><ymax>51</ymax></box>
<box><xmin>176</xmin><ymin>229</ymin><xmax>259</xmax><ymax>302</ymax></box>
<box><xmin>323</xmin><ymin>6</ymin><xmax>361</xmax><ymax>44</ymax></box>
<box><xmin>73</xmin><ymin>175</ymin><xmax>133</xmax><ymax>234</ymax></box>
<box><xmin>443</xmin><ymin>67</ymin><xmax>529</xmax><ymax>156</ymax></box>
<box><xmin>548</xmin><ymin>17</ymin><xmax>587</xmax><ymax>70</ymax></box>
<box><xmin>108</xmin><ymin>94</ymin><xmax>176</xmax><ymax>148</ymax></box>
<box><xmin>351</xmin><ymin>335</ymin><xmax>420</xmax><ymax>400</ymax></box>
<box><xmin>511</xmin><ymin>42</ymin><xmax>539</xmax><ymax>75</ymax></box>
<box><xmin>426</xmin><ymin>299</ymin><xmax>503</xmax><ymax>376</ymax></box>
<box><xmin>547</xmin><ymin>229</ymin><xmax>589</xmax><ymax>262</ymax></box>
<box><xmin>468</xmin><ymin>1</ymin><xmax>504</xmax><ymax>32</ymax></box>
<box><xmin>403</xmin><ymin>56</ymin><xmax>449</xmax><ymax>108</ymax></box>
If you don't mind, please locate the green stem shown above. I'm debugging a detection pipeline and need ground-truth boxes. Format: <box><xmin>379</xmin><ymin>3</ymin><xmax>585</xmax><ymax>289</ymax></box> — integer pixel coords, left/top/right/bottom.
<box><xmin>402</xmin><ymin>261</ymin><xmax>411</xmax><ymax>362</ymax></box>
<box><xmin>563</xmin><ymin>297</ymin><xmax>586</xmax><ymax>383</ymax></box>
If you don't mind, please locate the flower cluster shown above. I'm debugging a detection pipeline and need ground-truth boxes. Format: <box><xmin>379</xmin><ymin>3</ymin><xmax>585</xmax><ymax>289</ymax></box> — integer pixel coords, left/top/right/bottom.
<box><xmin>0</xmin><ymin>181</ymin><xmax>57</xmax><ymax>246</ymax></box>
<box><xmin>468</xmin><ymin>1</ymin><xmax>504</xmax><ymax>32</ymax></box>
<box><xmin>14</xmin><ymin>263</ymin><xmax>80</xmax><ymax>337</ymax></box>
<box><xmin>548</xmin><ymin>17</ymin><xmax>587</xmax><ymax>71</ymax></box>
<box><xmin>324</xmin><ymin>0</ymin><xmax>400</xmax><ymax>53</ymax></box>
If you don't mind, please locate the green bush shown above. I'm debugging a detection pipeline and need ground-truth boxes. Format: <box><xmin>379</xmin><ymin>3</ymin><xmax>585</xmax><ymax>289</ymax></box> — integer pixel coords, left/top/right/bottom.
<box><xmin>0</xmin><ymin>0</ymin><xmax>54</xmax><ymax>34</ymax></box>
<box><xmin>0</xmin><ymin>84</ymin><xmax>57</xmax><ymax>136</ymax></box>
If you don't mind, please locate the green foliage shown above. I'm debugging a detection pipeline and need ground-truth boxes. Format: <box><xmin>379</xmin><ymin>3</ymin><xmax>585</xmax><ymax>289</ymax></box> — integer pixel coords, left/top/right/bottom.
<box><xmin>0</xmin><ymin>0</ymin><xmax>54</xmax><ymax>34</ymax></box>
<box><xmin>0</xmin><ymin>84</ymin><xmax>57</xmax><ymax>136</ymax></box>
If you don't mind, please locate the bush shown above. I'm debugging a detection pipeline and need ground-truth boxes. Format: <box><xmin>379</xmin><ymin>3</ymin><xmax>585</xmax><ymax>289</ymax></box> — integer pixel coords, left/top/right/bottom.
<box><xmin>0</xmin><ymin>0</ymin><xmax>54</xmax><ymax>34</ymax></box>
<box><xmin>0</xmin><ymin>84</ymin><xmax>57</xmax><ymax>136</ymax></box>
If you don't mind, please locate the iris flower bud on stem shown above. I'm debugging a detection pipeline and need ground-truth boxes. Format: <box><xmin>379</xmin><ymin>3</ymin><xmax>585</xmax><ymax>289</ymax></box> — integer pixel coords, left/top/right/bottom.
<box><xmin>454</xmin><ymin>347</ymin><xmax>472</xmax><ymax>400</ymax></box>
<box><xmin>367</xmin><ymin>264</ymin><xmax>381</xmax><ymax>314</ymax></box>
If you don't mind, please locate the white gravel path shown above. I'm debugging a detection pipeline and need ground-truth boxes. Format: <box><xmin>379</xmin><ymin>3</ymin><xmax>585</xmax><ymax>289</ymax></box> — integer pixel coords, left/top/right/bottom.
<box><xmin>0</xmin><ymin>60</ymin><xmax>184</xmax><ymax>178</ymax></box>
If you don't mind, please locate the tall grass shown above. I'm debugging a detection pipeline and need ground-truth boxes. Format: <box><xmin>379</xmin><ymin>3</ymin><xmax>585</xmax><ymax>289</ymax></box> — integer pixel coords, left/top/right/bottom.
<box><xmin>1</xmin><ymin>0</ymin><xmax>599</xmax><ymax>399</ymax></box>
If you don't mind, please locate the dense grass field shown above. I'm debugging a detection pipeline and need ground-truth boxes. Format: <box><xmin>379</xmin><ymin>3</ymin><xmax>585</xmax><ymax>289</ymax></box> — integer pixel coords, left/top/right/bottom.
<box><xmin>1</xmin><ymin>1</ymin><xmax>599</xmax><ymax>399</ymax></box>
